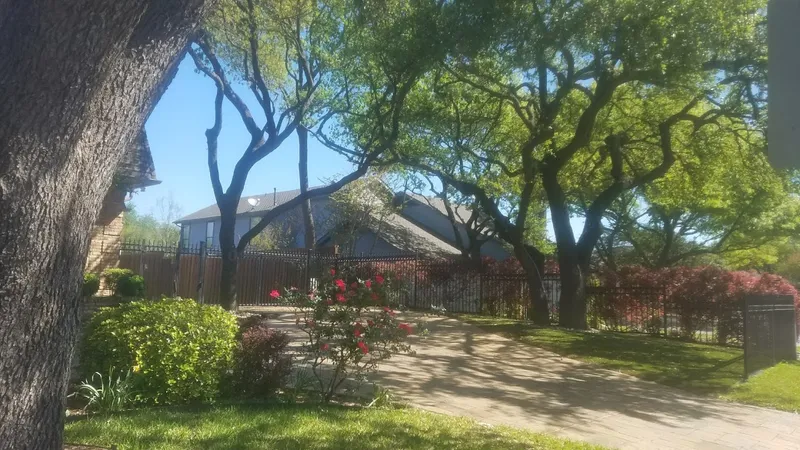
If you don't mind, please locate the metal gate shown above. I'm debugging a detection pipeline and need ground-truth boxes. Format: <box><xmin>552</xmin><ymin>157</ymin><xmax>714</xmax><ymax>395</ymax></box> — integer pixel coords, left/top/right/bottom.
<box><xmin>743</xmin><ymin>295</ymin><xmax>797</xmax><ymax>378</ymax></box>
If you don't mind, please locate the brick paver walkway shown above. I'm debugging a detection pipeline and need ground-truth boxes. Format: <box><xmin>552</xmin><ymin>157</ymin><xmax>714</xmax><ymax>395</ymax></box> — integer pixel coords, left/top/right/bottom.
<box><xmin>254</xmin><ymin>308</ymin><xmax>800</xmax><ymax>450</ymax></box>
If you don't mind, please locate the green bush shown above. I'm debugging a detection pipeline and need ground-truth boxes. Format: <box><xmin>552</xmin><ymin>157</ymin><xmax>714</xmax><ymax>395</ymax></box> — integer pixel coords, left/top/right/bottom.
<box><xmin>80</xmin><ymin>298</ymin><xmax>237</xmax><ymax>405</ymax></box>
<box><xmin>101</xmin><ymin>268</ymin><xmax>145</xmax><ymax>297</ymax></box>
<box><xmin>82</xmin><ymin>273</ymin><xmax>100</xmax><ymax>297</ymax></box>
<box><xmin>117</xmin><ymin>274</ymin><xmax>145</xmax><ymax>297</ymax></box>
<box><xmin>102</xmin><ymin>268</ymin><xmax>133</xmax><ymax>295</ymax></box>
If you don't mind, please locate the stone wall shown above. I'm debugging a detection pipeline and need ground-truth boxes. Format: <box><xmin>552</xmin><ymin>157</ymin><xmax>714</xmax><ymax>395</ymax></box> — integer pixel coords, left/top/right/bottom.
<box><xmin>85</xmin><ymin>188</ymin><xmax>126</xmax><ymax>294</ymax></box>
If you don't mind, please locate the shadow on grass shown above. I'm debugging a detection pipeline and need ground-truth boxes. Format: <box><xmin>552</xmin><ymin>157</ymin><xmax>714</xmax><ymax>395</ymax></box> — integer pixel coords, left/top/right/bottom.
<box><xmin>458</xmin><ymin>316</ymin><xmax>745</xmax><ymax>396</ymax></box>
<box><xmin>65</xmin><ymin>403</ymin><xmax>600</xmax><ymax>450</ymax></box>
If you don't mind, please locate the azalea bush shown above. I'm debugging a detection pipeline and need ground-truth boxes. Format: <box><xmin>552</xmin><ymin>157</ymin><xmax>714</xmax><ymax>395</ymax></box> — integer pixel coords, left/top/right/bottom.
<box><xmin>275</xmin><ymin>266</ymin><xmax>414</xmax><ymax>402</ymax></box>
<box><xmin>600</xmin><ymin>266</ymin><xmax>800</xmax><ymax>344</ymax></box>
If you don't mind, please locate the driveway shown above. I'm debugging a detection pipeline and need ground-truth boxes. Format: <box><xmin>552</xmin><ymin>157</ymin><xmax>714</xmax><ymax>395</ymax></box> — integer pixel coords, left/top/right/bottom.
<box><xmin>250</xmin><ymin>307</ymin><xmax>800</xmax><ymax>449</ymax></box>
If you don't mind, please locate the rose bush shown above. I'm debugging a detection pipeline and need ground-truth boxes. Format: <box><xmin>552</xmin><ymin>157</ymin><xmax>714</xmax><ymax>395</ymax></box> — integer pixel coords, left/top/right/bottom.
<box><xmin>275</xmin><ymin>266</ymin><xmax>414</xmax><ymax>402</ymax></box>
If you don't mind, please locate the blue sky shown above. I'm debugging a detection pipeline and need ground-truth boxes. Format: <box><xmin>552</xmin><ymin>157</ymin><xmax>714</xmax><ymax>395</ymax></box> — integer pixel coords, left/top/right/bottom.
<box><xmin>138</xmin><ymin>55</ymin><xmax>584</xmax><ymax>238</ymax></box>
<box><xmin>138</xmin><ymin>55</ymin><xmax>353</xmax><ymax>220</ymax></box>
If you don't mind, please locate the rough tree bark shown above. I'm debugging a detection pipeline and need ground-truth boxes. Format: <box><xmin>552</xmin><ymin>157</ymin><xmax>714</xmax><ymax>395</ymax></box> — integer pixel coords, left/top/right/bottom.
<box><xmin>298</xmin><ymin>125</ymin><xmax>316</xmax><ymax>249</ymax></box>
<box><xmin>0</xmin><ymin>1</ymin><xmax>212</xmax><ymax>448</ymax></box>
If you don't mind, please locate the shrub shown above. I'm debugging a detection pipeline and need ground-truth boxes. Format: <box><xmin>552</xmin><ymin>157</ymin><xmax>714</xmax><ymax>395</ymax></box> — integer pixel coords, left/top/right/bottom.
<box><xmin>230</xmin><ymin>324</ymin><xmax>292</xmax><ymax>399</ymax></box>
<box><xmin>117</xmin><ymin>274</ymin><xmax>145</xmax><ymax>297</ymax></box>
<box><xmin>601</xmin><ymin>265</ymin><xmax>800</xmax><ymax>344</ymax></box>
<box><xmin>80</xmin><ymin>298</ymin><xmax>237</xmax><ymax>404</ymax></box>
<box><xmin>277</xmin><ymin>266</ymin><xmax>414</xmax><ymax>402</ymax></box>
<box><xmin>82</xmin><ymin>273</ymin><xmax>100</xmax><ymax>298</ymax></box>
<box><xmin>101</xmin><ymin>268</ymin><xmax>133</xmax><ymax>293</ymax></box>
<box><xmin>101</xmin><ymin>268</ymin><xmax>146</xmax><ymax>297</ymax></box>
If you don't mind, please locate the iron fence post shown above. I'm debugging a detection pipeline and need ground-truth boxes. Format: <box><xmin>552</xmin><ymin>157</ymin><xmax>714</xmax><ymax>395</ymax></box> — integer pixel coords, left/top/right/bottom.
<box><xmin>197</xmin><ymin>241</ymin><xmax>206</xmax><ymax>304</ymax></box>
<box><xmin>305</xmin><ymin>248</ymin><xmax>312</xmax><ymax>292</ymax></box>
<box><xmin>412</xmin><ymin>253</ymin><xmax>418</xmax><ymax>309</ymax></box>
<box><xmin>662</xmin><ymin>287</ymin><xmax>668</xmax><ymax>337</ymax></box>
<box><xmin>172</xmin><ymin>241</ymin><xmax>182</xmax><ymax>297</ymax></box>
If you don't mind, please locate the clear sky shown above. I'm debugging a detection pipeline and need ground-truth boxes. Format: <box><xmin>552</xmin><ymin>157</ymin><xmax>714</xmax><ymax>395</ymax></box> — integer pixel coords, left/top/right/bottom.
<box><xmin>138</xmin><ymin>55</ymin><xmax>354</xmax><ymax>220</ymax></box>
<box><xmin>137</xmin><ymin>55</ymin><xmax>584</xmax><ymax>238</ymax></box>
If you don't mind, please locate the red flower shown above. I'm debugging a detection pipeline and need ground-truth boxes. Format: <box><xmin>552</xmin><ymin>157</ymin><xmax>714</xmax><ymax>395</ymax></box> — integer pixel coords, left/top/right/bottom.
<box><xmin>357</xmin><ymin>341</ymin><xmax>369</xmax><ymax>354</ymax></box>
<box><xmin>371</xmin><ymin>293</ymin><xmax>379</xmax><ymax>302</ymax></box>
<box><xmin>383</xmin><ymin>306</ymin><xmax>395</xmax><ymax>316</ymax></box>
<box><xmin>330</xmin><ymin>268</ymin><xmax>336</xmax><ymax>276</ymax></box>
<box><xmin>375</xmin><ymin>274</ymin><xmax>385</xmax><ymax>285</ymax></box>
<box><xmin>336</xmin><ymin>293</ymin><xmax>346</xmax><ymax>303</ymax></box>
<box><xmin>326</xmin><ymin>299</ymin><xmax>333</xmax><ymax>305</ymax></box>
<box><xmin>320</xmin><ymin>343</ymin><xmax>329</xmax><ymax>351</ymax></box>
<box><xmin>367</xmin><ymin>320</ymin><xmax>375</xmax><ymax>327</ymax></box>
<box><xmin>398</xmin><ymin>323</ymin><xmax>413</xmax><ymax>335</ymax></box>
<box><xmin>354</xmin><ymin>328</ymin><xmax>363</xmax><ymax>337</ymax></box>
<box><xmin>270</xmin><ymin>290</ymin><xmax>280</xmax><ymax>299</ymax></box>
<box><xmin>350</xmin><ymin>282</ymin><xmax>359</xmax><ymax>289</ymax></box>
<box><xmin>335</xmin><ymin>279</ymin><xmax>346</xmax><ymax>292</ymax></box>
<box><xmin>365</xmin><ymin>280</ymin><xmax>372</xmax><ymax>289</ymax></box>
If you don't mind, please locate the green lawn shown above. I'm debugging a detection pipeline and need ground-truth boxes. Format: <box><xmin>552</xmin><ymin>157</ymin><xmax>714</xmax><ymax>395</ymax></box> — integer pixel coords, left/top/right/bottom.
<box><xmin>460</xmin><ymin>315</ymin><xmax>745</xmax><ymax>396</ymax></box>
<box><xmin>65</xmin><ymin>404</ymin><xmax>604</xmax><ymax>450</ymax></box>
<box><xmin>460</xmin><ymin>315</ymin><xmax>800</xmax><ymax>412</ymax></box>
<box><xmin>725</xmin><ymin>361</ymin><xmax>800</xmax><ymax>412</ymax></box>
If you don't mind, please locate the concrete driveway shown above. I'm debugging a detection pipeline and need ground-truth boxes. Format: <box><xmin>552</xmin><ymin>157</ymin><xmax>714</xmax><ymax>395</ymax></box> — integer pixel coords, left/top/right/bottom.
<box><xmin>249</xmin><ymin>307</ymin><xmax>800</xmax><ymax>449</ymax></box>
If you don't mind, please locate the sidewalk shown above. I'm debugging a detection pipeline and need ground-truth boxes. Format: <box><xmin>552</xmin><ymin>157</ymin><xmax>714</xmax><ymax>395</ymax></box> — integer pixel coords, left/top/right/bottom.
<box><xmin>255</xmin><ymin>308</ymin><xmax>800</xmax><ymax>449</ymax></box>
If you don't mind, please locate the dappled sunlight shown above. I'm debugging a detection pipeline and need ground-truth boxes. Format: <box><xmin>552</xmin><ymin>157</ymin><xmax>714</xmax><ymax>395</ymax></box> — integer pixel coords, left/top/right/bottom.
<box><xmin>257</xmin><ymin>307</ymin><xmax>800</xmax><ymax>449</ymax></box>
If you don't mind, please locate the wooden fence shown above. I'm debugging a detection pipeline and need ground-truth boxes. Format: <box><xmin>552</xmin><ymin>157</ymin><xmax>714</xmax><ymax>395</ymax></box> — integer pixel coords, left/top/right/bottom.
<box><xmin>119</xmin><ymin>242</ymin><xmax>330</xmax><ymax>306</ymax></box>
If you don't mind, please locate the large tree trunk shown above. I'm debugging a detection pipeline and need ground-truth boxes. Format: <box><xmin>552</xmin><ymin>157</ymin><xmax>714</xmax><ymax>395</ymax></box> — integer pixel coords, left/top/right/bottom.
<box><xmin>514</xmin><ymin>245</ymin><xmax>550</xmax><ymax>325</ymax></box>
<box><xmin>219</xmin><ymin>200</ymin><xmax>239</xmax><ymax>310</ymax></box>
<box><xmin>543</xmin><ymin>171</ymin><xmax>589</xmax><ymax>329</ymax></box>
<box><xmin>0</xmin><ymin>1</ymin><xmax>211</xmax><ymax>448</ymax></box>
<box><xmin>298</xmin><ymin>126</ymin><xmax>316</xmax><ymax>249</ymax></box>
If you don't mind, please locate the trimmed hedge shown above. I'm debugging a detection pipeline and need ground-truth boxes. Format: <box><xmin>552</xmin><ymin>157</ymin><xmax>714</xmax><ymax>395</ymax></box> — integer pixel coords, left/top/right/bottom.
<box><xmin>82</xmin><ymin>273</ymin><xmax>100</xmax><ymax>297</ymax></box>
<box><xmin>80</xmin><ymin>298</ymin><xmax>237</xmax><ymax>404</ymax></box>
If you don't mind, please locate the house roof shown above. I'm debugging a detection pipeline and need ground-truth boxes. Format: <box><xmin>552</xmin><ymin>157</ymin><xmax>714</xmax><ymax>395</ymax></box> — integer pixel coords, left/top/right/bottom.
<box><xmin>397</xmin><ymin>192</ymin><xmax>473</xmax><ymax>224</ymax></box>
<box><xmin>177</xmin><ymin>188</ymin><xmax>321</xmax><ymax>222</ymax></box>
<box><xmin>317</xmin><ymin>209</ymin><xmax>462</xmax><ymax>257</ymax></box>
<box><xmin>115</xmin><ymin>130</ymin><xmax>160</xmax><ymax>189</ymax></box>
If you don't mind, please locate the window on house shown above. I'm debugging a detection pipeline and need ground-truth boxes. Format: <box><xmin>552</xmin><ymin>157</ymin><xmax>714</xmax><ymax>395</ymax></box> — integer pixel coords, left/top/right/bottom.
<box><xmin>250</xmin><ymin>216</ymin><xmax>260</xmax><ymax>230</ymax></box>
<box><xmin>181</xmin><ymin>224</ymin><xmax>190</xmax><ymax>248</ymax></box>
<box><xmin>206</xmin><ymin>221</ymin><xmax>214</xmax><ymax>247</ymax></box>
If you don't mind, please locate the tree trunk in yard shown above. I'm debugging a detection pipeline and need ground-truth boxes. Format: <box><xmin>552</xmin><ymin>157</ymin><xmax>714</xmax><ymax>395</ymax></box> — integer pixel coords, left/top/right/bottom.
<box><xmin>219</xmin><ymin>200</ymin><xmax>239</xmax><ymax>310</ymax></box>
<box><xmin>543</xmin><ymin>170</ymin><xmax>589</xmax><ymax>329</ymax></box>
<box><xmin>0</xmin><ymin>1</ymin><xmax>212</xmax><ymax>448</ymax></box>
<box><xmin>514</xmin><ymin>245</ymin><xmax>550</xmax><ymax>325</ymax></box>
<box><xmin>298</xmin><ymin>126</ymin><xmax>316</xmax><ymax>249</ymax></box>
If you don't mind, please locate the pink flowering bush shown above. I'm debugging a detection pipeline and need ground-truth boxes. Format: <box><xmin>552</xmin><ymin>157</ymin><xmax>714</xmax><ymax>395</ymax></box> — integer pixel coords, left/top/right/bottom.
<box><xmin>276</xmin><ymin>266</ymin><xmax>414</xmax><ymax>402</ymax></box>
<box><xmin>600</xmin><ymin>266</ymin><xmax>800</xmax><ymax>344</ymax></box>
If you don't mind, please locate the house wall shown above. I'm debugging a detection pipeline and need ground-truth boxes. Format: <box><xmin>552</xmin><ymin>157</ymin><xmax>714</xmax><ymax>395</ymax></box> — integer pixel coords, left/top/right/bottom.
<box><xmin>351</xmin><ymin>230</ymin><xmax>402</xmax><ymax>255</ymax></box>
<box><xmin>85</xmin><ymin>188</ymin><xmax>126</xmax><ymax>294</ymax></box>
<box><xmin>180</xmin><ymin>198</ymin><xmax>333</xmax><ymax>249</ymax></box>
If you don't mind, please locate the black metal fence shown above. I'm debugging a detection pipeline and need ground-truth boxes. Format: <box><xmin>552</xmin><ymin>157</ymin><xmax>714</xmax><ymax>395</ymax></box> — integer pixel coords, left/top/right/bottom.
<box><xmin>587</xmin><ymin>285</ymin><xmax>757</xmax><ymax>346</ymax></box>
<box><xmin>744</xmin><ymin>295</ymin><xmax>798</xmax><ymax>377</ymax></box>
<box><xmin>116</xmin><ymin>241</ymin><xmax>560</xmax><ymax>318</ymax></box>
<box><xmin>115</xmin><ymin>241</ymin><xmax>788</xmax><ymax>348</ymax></box>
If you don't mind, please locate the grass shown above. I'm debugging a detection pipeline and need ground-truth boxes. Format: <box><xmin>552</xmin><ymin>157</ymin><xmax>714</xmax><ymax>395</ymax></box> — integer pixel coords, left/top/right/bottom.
<box><xmin>460</xmin><ymin>315</ymin><xmax>800</xmax><ymax>412</ymax></box>
<box><xmin>460</xmin><ymin>315</ymin><xmax>745</xmax><ymax>396</ymax></box>
<box><xmin>64</xmin><ymin>403</ymin><xmax>605</xmax><ymax>450</ymax></box>
<box><xmin>724</xmin><ymin>361</ymin><xmax>800</xmax><ymax>412</ymax></box>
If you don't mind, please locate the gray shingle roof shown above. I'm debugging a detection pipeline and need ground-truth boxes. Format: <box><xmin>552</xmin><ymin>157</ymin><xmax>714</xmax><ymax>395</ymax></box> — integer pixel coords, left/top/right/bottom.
<box><xmin>397</xmin><ymin>192</ymin><xmax>473</xmax><ymax>224</ymax></box>
<box><xmin>115</xmin><ymin>130</ymin><xmax>160</xmax><ymax>189</ymax></box>
<box><xmin>177</xmin><ymin>188</ymin><xmax>318</xmax><ymax>222</ymax></box>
